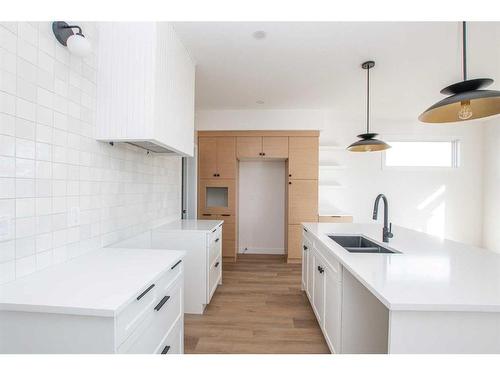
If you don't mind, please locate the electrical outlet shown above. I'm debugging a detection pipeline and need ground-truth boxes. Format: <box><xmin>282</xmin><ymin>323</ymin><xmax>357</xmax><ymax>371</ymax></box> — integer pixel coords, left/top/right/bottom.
<box><xmin>68</xmin><ymin>207</ymin><xmax>80</xmax><ymax>227</ymax></box>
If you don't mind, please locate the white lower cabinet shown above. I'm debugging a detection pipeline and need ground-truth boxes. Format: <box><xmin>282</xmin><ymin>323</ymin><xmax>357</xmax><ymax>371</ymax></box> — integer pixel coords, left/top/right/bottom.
<box><xmin>324</xmin><ymin>264</ymin><xmax>342</xmax><ymax>353</ymax></box>
<box><xmin>0</xmin><ymin>249</ymin><xmax>185</xmax><ymax>354</ymax></box>
<box><xmin>302</xmin><ymin>229</ymin><xmax>342</xmax><ymax>354</ymax></box>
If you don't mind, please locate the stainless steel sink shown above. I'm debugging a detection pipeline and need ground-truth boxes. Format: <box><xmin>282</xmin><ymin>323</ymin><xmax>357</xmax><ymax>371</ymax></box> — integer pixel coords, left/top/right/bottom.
<box><xmin>328</xmin><ymin>235</ymin><xmax>399</xmax><ymax>254</ymax></box>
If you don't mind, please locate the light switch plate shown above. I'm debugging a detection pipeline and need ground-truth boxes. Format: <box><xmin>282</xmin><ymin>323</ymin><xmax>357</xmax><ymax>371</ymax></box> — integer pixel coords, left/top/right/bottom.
<box><xmin>68</xmin><ymin>207</ymin><xmax>80</xmax><ymax>227</ymax></box>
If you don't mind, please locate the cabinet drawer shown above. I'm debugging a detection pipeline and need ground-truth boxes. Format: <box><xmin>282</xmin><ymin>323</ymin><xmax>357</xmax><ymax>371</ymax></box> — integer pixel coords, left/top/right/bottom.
<box><xmin>209</xmin><ymin>236</ymin><xmax>222</xmax><ymax>266</ymax></box>
<box><xmin>208</xmin><ymin>256</ymin><xmax>222</xmax><ymax>301</ymax></box>
<box><xmin>118</xmin><ymin>277</ymin><xmax>183</xmax><ymax>354</ymax></box>
<box><xmin>157</xmin><ymin>317</ymin><xmax>183</xmax><ymax>354</ymax></box>
<box><xmin>116</xmin><ymin>259</ymin><xmax>183</xmax><ymax>345</ymax></box>
<box><xmin>209</xmin><ymin>224</ymin><xmax>222</xmax><ymax>245</ymax></box>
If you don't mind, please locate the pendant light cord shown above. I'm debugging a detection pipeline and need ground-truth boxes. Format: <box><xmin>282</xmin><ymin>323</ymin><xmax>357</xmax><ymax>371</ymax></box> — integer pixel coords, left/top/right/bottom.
<box><xmin>463</xmin><ymin>21</ymin><xmax>467</xmax><ymax>81</ymax></box>
<box><xmin>366</xmin><ymin>65</ymin><xmax>370</xmax><ymax>133</ymax></box>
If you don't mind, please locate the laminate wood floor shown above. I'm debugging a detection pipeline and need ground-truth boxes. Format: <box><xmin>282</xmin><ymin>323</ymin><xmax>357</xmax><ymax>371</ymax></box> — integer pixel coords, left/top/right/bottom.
<box><xmin>184</xmin><ymin>254</ymin><xmax>330</xmax><ymax>354</ymax></box>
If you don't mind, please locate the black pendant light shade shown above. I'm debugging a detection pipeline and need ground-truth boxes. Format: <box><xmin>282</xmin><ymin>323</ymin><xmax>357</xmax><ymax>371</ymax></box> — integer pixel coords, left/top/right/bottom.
<box><xmin>419</xmin><ymin>22</ymin><xmax>500</xmax><ymax>123</ymax></box>
<box><xmin>347</xmin><ymin>61</ymin><xmax>391</xmax><ymax>152</ymax></box>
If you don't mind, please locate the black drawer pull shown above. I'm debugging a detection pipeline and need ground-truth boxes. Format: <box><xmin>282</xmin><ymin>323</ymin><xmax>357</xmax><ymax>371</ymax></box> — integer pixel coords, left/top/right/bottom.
<box><xmin>215</xmin><ymin>238</ymin><xmax>220</xmax><ymax>242</ymax></box>
<box><xmin>317</xmin><ymin>266</ymin><xmax>324</xmax><ymax>274</ymax></box>
<box><xmin>304</xmin><ymin>228</ymin><xmax>308</xmax><ymax>232</ymax></box>
<box><xmin>136</xmin><ymin>284</ymin><xmax>155</xmax><ymax>300</ymax></box>
<box><xmin>203</xmin><ymin>214</ymin><xmax>212</xmax><ymax>216</ymax></box>
<box><xmin>171</xmin><ymin>260</ymin><xmax>182</xmax><ymax>270</ymax></box>
<box><xmin>212</xmin><ymin>228</ymin><xmax>217</xmax><ymax>233</ymax></box>
<box><xmin>161</xmin><ymin>345</ymin><xmax>171</xmax><ymax>354</ymax></box>
<box><xmin>154</xmin><ymin>295</ymin><xmax>170</xmax><ymax>311</ymax></box>
<box><xmin>215</xmin><ymin>261</ymin><xmax>220</xmax><ymax>268</ymax></box>
<box><xmin>221</xmin><ymin>214</ymin><xmax>230</xmax><ymax>217</ymax></box>
<box><xmin>303</xmin><ymin>245</ymin><xmax>308</xmax><ymax>251</ymax></box>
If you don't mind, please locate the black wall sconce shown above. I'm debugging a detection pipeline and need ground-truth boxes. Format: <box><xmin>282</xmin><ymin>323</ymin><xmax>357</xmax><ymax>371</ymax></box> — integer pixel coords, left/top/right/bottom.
<box><xmin>52</xmin><ymin>21</ymin><xmax>91</xmax><ymax>57</ymax></box>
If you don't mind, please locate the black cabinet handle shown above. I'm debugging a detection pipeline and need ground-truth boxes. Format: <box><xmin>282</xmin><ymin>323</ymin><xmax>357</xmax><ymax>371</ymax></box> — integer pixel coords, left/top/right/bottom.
<box><xmin>161</xmin><ymin>345</ymin><xmax>170</xmax><ymax>354</ymax></box>
<box><xmin>303</xmin><ymin>245</ymin><xmax>308</xmax><ymax>251</ymax></box>
<box><xmin>154</xmin><ymin>295</ymin><xmax>170</xmax><ymax>311</ymax></box>
<box><xmin>289</xmin><ymin>181</ymin><xmax>292</xmax><ymax>184</ymax></box>
<box><xmin>304</xmin><ymin>228</ymin><xmax>308</xmax><ymax>232</ymax></box>
<box><xmin>317</xmin><ymin>266</ymin><xmax>324</xmax><ymax>274</ymax></box>
<box><xmin>221</xmin><ymin>214</ymin><xmax>230</xmax><ymax>217</ymax></box>
<box><xmin>212</xmin><ymin>228</ymin><xmax>217</xmax><ymax>233</ymax></box>
<box><xmin>215</xmin><ymin>261</ymin><xmax>220</xmax><ymax>268</ymax></box>
<box><xmin>289</xmin><ymin>174</ymin><xmax>292</xmax><ymax>177</ymax></box>
<box><xmin>215</xmin><ymin>238</ymin><xmax>220</xmax><ymax>242</ymax></box>
<box><xmin>136</xmin><ymin>284</ymin><xmax>155</xmax><ymax>300</ymax></box>
<box><xmin>203</xmin><ymin>214</ymin><xmax>212</xmax><ymax>216</ymax></box>
<box><xmin>213</xmin><ymin>173</ymin><xmax>216</xmax><ymax>177</ymax></box>
<box><xmin>171</xmin><ymin>260</ymin><xmax>182</xmax><ymax>270</ymax></box>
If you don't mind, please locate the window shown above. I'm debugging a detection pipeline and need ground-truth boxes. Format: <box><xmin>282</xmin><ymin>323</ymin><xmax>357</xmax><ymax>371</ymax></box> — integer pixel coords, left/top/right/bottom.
<box><xmin>383</xmin><ymin>140</ymin><xmax>460</xmax><ymax>168</ymax></box>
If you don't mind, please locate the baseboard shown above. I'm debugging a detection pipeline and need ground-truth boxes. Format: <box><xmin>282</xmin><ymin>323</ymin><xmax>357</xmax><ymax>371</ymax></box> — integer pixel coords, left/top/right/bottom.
<box><xmin>238</xmin><ymin>247</ymin><xmax>285</xmax><ymax>255</ymax></box>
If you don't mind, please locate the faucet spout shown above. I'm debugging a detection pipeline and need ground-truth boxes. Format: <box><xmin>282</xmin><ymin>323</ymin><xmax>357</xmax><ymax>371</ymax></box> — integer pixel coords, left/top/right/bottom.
<box><xmin>373</xmin><ymin>194</ymin><xmax>393</xmax><ymax>243</ymax></box>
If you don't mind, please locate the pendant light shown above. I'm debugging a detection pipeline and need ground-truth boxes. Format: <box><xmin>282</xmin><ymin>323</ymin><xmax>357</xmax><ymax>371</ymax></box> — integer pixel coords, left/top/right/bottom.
<box><xmin>347</xmin><ymin>61</ymin><xmax>391</xmax><ymax>152</ymax></box>
<box><xmin>419</xmin><ymin>22</ymin><xmax>500</xmax><ymax>123</ymax></box>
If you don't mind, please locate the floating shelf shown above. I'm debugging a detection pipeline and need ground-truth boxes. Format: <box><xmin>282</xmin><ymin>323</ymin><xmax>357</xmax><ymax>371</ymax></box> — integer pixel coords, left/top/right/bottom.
<box><xmin>319</xmin><ymin>145</ymin><xmax>346</xmax><ymax>151</ymax></box>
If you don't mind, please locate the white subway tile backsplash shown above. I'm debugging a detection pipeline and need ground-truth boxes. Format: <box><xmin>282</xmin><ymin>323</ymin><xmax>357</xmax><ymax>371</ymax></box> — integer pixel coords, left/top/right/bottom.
<box><xmin>15</xmin><ymin>236</ymin><xmax>35</xmax><ymax>258</ymax></box>
<box><xmin>0</xmin><ymin>113</ymin><xmax>15</xmax><ymax>136</ymax></box>
<box><xmin>15</xmin><ymin>138</ymin><xmax>35</xmax><ymax>159</ymax></box>
<box><xmin>0</xmin><ymin>261</ymin><xmax>15</xmax><ymax>284</ymax></box>
<box><xmin>0</xmin><ymin>178</ymin><xmax>15</xmax><ymax>198</ymax></box>
<box><xmin>0</xmin><ymin>240</ymin><xmax>15</xmax><ymax>263</ymax></box>
<box><xmin>0</xmin><ymin>22</ymin><xmax>181</xmax><ymax>284</ymax></box>
<box><xmin>17</xmin><ymin>39</ymin><xmax>37</xmax><ymax>65</ymax></box>
<box><xmin>15</xmin><ymin>254</ymin><xmax>36</xmax><ymax>277</ymax></box>
<box><xmin>0</xmin><ymin>135</ymin><xmax>15</xmax><ymax>156</ymax></box>
<box><xmin>15</xmin><ymin>117</ymin><xmax>35</xmax><ymax>140</ymax></box>
<box><xmin>15</xmin><ymin>178</ymin><xmax>35</xmax><ymax>198</ymax></box>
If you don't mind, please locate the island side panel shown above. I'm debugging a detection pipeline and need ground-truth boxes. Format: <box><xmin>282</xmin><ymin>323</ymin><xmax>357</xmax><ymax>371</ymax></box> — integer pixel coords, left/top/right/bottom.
<box><xmin>341</xmin><ymin>269</ymin><xmax>389</xmax><ymax>354</ymax></box>
<box><xmin>0</xmin><ymin>311</ymin><xmax>114</xmax><ymax>354</ymax></box>
<box><xmin>388</xmin><ymin>310</ymin><xmax>500</xmax><ymax>354</ymax></box>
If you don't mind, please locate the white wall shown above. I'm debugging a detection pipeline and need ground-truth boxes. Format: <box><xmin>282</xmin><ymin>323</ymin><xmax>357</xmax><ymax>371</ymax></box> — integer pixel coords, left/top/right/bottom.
<box><xmin>482</xmin><ymin>119</ymin><xmax>500</xmax><ymax>253</ymax></box>
<box><xmin>0</xmin><ymin>22</ymin><xmax>181</xmax><ymax>285</ymax></box>
<box><xmin>238</xmin><ymin>160</ymin><xmax>285</xmax><ymax>254</ymax></box>
<box><xmin>196</xmin><ymin>109</ymin><xmax>484</xmax><ymax>246</ymax></box>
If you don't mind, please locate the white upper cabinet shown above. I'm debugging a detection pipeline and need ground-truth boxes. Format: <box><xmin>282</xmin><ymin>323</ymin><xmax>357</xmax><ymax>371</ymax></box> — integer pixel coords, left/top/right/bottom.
<box><xmin>96</xmin><ymin>22</ymin><xmax>195</xmax><ymax>156</ymax></box>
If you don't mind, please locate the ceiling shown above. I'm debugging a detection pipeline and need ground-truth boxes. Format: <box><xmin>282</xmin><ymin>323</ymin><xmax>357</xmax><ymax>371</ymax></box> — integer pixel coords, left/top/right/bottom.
<box><xmin>173</xmin><ymin>22</ymin><xmax>500</xmax><ymax>118</ymax></box>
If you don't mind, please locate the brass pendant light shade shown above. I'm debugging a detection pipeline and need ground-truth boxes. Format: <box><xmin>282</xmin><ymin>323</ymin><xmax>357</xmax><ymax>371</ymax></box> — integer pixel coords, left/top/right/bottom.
<box><xmin>347</xmin><ymin>61</ymin><xmax>391</xmax><ymax>153</ymax></box>
<box><xmin>419</xmin><ymin>22</ymin><xmax>500</xmax><ymax>123</ymax></box>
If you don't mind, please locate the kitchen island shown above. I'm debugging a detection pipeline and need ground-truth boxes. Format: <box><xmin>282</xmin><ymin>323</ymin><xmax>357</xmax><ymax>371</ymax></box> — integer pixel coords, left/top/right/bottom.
<box><xmin>301</xmin><ymin>222</ymin><xmax>500</xmax><ymax>354</ymax></box>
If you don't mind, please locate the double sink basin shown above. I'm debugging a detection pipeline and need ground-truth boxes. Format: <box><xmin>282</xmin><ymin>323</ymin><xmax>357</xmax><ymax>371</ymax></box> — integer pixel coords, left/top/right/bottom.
<box><xmin>328</xmin><ymin>235</ymin><xmax>400</xmax><ymax>254</ymax></box>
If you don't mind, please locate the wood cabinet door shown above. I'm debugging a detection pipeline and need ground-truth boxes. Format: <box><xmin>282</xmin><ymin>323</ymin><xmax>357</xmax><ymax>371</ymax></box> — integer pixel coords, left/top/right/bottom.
<box><xmin>216</xmin><ymin>137</ymin><xmax>237</xmax><ymax>179</ymax></box>
<box><xmin>262</xmin><ymin>136</ymin><xmax>288</xmax><ymax>158</ymax></box>
<box><xmin>288</xmin><ymin>179</ymin><xmax>318</xmax><ymax>224</ymax></box>
<box><xmin>288</xmin><ymin>137</ymin><xmax>319</xmax><ymax>179</ymax></box>
<box><xmin>198</xmin><ymin>137</ymin><xmax>218</xmax><ymax>179</ymax></box>
<box><xmin>324</xmin><ymin>265</ymin><xmax>341</xmax><ymax>353</ymax></box>
<box><xmin>287</xmin><ymin>224</ymin><xmax>303</xmax><ymax>260</ymax></box>
<box><xmin>236</xmin><ymin>136</ymin><xmax>262</xmax><ymax>159</ymax></box>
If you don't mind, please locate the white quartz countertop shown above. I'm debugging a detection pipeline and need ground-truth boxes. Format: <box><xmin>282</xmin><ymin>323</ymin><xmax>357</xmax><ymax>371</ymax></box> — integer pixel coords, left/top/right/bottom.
<box><xmin>0</xmin><ymin>248</ymin><xmax>185</xmax><ymax>317</ymax></box>
<box><xmin>302</xmin><ymin>222</ymin><xmax>500</xmax><ymax>312</ymax></box>
<box><xmin>154</xmin><ymin>219</ymin><xmax>223</xmax><ymax>233</ymax></box>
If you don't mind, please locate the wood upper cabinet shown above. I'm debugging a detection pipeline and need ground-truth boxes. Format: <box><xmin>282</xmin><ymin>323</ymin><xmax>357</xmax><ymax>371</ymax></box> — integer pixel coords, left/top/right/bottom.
<box><xmin>263</xmin><ymin>137</ymin><xmax>288</xmax><ymax>158</ymax></box>
<box><xmin>216</xmin><ymin>137</ymin><xmax>236</xmax><ymax>179</ymax></box>
<box><xmin>288</xmin><ymin>179</ymin><xmax>318</xmax><ymax>224</ymax></box>
<box><xmin>237</xmin><ymin>136</ymin><xmax>288</xmax><ymax>159</ymax></box>
<box><xmin>237</xmin><ymin>137</ymin><xmax>262</xmax><ymax>158</ymax></box>
<box><xmin>288</xmin><ymin>137</ymin><xmax>319</xmax><ymax>179</ymax></box>
<box><xmin>198</xmin><ymin>137</ymin><xmax>218</xmax><ymax>178</ymax></box>
<box><xmin>198</xmin><ymin>137</ymin><xmax>236</xmax><ymax>179</ymax></box>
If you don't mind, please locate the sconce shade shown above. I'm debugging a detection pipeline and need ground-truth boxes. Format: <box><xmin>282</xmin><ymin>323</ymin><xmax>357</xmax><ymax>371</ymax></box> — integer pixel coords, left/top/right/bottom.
<box><xmin>67</xmin><ymin>34</ymin><xmax>92</xmax><ymax>57</ymax></box>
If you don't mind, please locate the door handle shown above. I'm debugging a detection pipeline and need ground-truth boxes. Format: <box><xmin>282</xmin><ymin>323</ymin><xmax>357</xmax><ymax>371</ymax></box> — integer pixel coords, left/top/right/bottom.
<box><xmin>136</xmin><ymin>284</ymin><xmax>155</xmax><ymax>300</ymax></box>
<box><xmin>161</xmin><ymin>345</ymin><xmax>170</xmax><ymax>354</ymax></box>
<box><xmin>154</xmin><ymin>295</ymin><xmax>171</xmax><ymax>311</ymax></box>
